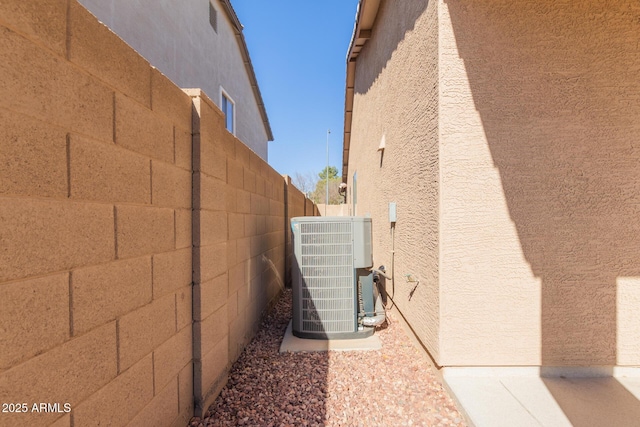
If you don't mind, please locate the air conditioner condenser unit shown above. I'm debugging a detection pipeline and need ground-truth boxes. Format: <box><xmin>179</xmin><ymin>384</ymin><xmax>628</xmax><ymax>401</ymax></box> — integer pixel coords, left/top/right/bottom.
<box><xmin>290</xmin><ymin>216</ymin><xmax>385</xmax><ymax>339</ymax></box>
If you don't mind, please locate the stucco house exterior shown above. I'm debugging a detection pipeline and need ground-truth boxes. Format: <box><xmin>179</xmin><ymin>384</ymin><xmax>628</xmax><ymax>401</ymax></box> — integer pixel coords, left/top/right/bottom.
<box><xmin>343</xmin><ymin>0</ymin><xmax>640</xmax><ymax>374</ymax></box>
<box><xmin>79</xmin><ymin>0</ymin><xmax>273</xmax><ymax>159</ymax></box>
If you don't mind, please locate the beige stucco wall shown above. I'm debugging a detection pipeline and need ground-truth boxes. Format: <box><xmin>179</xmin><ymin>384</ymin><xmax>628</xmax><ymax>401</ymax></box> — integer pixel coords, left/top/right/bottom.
<box><xmin>438</xmin><ymin>2</ymin><xmax>540</xmax><ymax>365</ymax></box>
<box><xmin>78</xmin><ymin>0</ymin><xmax>270</xmax><ymax>159</ymax></box>
<box><xmin>347</xmin><ymin>0</ymin><xmax>441</xmax><ymax>362</ymax></box>
<box><xmin>348</xmin><ymin>0</ymin><xmax>640</xmax><ymax>368</ymax></box>
<box><xmin>440</xmin><ymin>0</ymin><xmax>640</xmax><ymax>367</ymax></box>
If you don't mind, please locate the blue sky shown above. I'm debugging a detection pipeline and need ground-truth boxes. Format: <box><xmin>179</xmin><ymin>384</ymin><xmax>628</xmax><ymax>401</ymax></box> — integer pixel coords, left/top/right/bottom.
<box><xmin>232</xmin><ymin>0</ymin><xmax>359</xmax><ymax>179</ymax></box>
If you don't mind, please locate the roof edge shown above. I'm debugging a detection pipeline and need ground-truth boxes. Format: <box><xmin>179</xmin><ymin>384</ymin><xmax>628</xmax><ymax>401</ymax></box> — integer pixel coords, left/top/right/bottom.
<box><xmin>342</xmin><ymin>0</ymin><xmax>381</xmax><ymax>182</ymax></box>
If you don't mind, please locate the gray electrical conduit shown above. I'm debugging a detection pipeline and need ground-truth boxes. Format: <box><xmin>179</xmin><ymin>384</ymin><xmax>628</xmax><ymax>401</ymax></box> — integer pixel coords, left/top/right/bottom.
<box><xmin>366</xmin><ymin>227</ymin><xmax>394</xmax><ymax>326</ymax></box>
<box><xmin>368</xmin><ymin>224</ymin><xmax>396</xmax><ymax>327</ymax></box>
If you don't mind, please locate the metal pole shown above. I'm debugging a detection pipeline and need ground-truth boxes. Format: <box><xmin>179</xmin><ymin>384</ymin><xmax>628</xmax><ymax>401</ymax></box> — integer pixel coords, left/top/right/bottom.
<box><xmin>326</xmin><ymin>129</ymin><xmax>330</xmax><ymax>215</ymax></box>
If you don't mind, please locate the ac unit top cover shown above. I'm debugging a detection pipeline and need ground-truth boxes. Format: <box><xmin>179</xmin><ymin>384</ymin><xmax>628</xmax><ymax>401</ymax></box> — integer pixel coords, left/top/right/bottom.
<box><xmin>290</xmin><ymin>216</ymin><xmax>372</xmax><ymax>269</ymax></box>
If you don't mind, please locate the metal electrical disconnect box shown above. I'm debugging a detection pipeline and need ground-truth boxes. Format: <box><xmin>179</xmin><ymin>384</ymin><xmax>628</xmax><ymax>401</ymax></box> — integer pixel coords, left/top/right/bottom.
<box><xmin>388</xmin><ymin>202</ymin><xmax>397</xmax><ymax>223</ymax></box>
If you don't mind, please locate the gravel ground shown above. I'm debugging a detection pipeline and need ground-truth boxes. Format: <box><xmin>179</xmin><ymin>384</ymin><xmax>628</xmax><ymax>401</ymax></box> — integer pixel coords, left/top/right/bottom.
<box><xmin>190</xmin><ymin>289</ymin><xmax>466</xmax><ymax>427</ymax></box>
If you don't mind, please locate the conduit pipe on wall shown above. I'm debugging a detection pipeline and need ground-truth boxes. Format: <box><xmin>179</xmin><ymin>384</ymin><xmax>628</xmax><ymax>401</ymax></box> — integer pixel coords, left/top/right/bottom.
<box><xmin>374</xmin><ymin>225</ymin><xmax>396</xmax><ymax>312</ymax></box>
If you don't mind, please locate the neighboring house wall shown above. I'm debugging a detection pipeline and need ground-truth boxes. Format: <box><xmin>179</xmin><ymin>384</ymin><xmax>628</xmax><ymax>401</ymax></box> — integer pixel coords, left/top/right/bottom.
<box><xmin>346</xmin><ymin>0</ymin><xmax>640</xmax><ymax>368</ymax></box>
<box><xmin>78</xmin><ymin>0</ymin><xmax>271</xmax><ymax>160</ymax></box>
<box><xmin>0</xmin><ymin>3</ymin><xmax>315</xmax><ymax>426</ymax></box>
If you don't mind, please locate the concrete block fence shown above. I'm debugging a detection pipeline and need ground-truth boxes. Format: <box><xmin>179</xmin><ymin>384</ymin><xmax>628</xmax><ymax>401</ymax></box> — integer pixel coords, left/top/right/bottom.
<box><xmin>0</xmin><ymin>2</ymin><xmax>316</xmax><ymax>426</ymax></box>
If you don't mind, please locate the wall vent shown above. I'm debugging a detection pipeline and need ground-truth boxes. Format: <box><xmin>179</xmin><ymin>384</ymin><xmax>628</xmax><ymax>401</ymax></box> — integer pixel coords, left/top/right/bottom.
<box><xmin>209</xmin><ymin>1</ymin><xmax>217</xmax><ymax>33</ymax></box>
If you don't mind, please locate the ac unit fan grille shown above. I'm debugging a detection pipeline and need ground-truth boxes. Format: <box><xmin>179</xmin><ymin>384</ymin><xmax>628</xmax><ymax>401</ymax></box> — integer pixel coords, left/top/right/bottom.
<box><xmin>299</xmin><ymin>221</ymin><xmax>355</xmax><ymax>334</ymax></box>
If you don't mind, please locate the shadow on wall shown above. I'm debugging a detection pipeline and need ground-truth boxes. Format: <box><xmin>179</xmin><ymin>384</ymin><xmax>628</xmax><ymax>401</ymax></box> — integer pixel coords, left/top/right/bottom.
<box><xmin>446</xmin><ymin>0</ymin><xmax>640</xmax><ymax>423</ymax></box>
<box><xmin>284</xmin><ymin>176</ymin><xmax>310</xmax><ymax>288</ymax></box>
<box><xmin>353</xmin><ymin>0</ymin><xmax>429</xmax><ymax>96</ymax></box>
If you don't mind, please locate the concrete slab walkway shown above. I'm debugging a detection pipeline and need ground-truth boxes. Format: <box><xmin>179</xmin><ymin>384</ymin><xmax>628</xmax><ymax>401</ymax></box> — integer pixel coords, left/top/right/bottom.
<box><xmin>443</xmin><ymin>367</ymin><xmax>640</xmax><ymax>427</ymax></box>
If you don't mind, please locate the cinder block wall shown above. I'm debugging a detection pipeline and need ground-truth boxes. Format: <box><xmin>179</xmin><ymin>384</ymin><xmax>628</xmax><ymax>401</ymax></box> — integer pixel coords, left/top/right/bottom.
<box><xmin>316</xmin><ymin>204</ymin><xmax>348</xmax><ymax>217</ymax></box>
<box><xmin>283</xmin><ymin>177</ymin><xmax>306</xmax><ymax>287</ymax></box>
<box><xmin>190</xmin><ymin>91</ymin><xmax>290</xmax><ymax>415</ymax></box>
<box><xmin>0</xmin><ymin>2</ymin><xmax>315</xmax><ymax>426</ymax></box>
<box><xmin>305</xmin><ymin>198</ymin><xmax>317</xmax><ymax>216</ymax></box>
<box><xmin>0</xmin><ymin>2</ymin><xmax>194</xmax><ymax>426</ymax></box>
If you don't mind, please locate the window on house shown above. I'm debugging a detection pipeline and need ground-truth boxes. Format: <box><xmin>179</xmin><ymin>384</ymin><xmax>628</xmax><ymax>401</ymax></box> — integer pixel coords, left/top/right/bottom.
<box><xmin>209</xmin><ymin>1</ymin><xmax>217</xmax><ymax>33</ymax></box>
<box><xmin>221</xmin><ymin>89</ymin><xmax>235</xmax><ymax>134</ymax></box>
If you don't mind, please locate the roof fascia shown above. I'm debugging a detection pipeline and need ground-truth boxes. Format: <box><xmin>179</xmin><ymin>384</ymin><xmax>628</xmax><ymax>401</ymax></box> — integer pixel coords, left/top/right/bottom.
<box><xmin>342</xmin><ymin>0</ymin><xmax>381</xmax><ymax>182</ymax></box>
